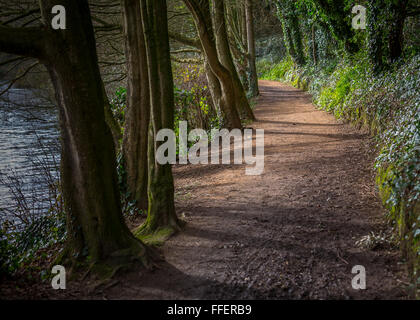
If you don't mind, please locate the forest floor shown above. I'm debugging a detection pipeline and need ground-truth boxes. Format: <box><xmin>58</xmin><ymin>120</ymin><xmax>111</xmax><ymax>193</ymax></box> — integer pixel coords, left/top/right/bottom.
<box><xmin>1</xmin><ymin>80</ymin><xmax>410</xmax><ymax>299</ymax></box>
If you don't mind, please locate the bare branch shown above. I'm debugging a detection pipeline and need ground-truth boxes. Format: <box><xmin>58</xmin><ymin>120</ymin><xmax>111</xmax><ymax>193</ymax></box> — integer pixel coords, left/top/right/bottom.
<box><xmin>0</xmin><ymin>62</ymin><xmax>39</xmax><ymax>96</ymax></box>
<box><xmin>0</xmin><ymin>26</ymin><xmax>46</xmax><ymax>58</ymax></box>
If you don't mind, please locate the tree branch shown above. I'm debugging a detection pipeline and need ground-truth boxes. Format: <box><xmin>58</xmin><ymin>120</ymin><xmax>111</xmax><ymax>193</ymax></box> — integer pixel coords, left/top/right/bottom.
<box><xmin>0</xmin><ymin>62</ymin><xmax>39</xmax><ymax>96</ymax></box>
<box><xmin>168</xmin><ymin>31</ymin><xmax>202</xmax><ymax>50</ymax></box>
<box><xmin>0</xmin><ymin>26</ymin><xmax>46</xmax><ymax>58</ymax></box>
<box><xmin>1</xmin><ymin>8</ymin><xmax>40</xmax><ymax>26</ymax></box>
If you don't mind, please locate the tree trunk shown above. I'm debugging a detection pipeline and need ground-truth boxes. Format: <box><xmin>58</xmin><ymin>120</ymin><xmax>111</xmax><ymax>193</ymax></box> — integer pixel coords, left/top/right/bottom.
<box><xmin>204</xmin><ymin>59</ymin><xmax>223</xmax><ymax>121</ymax></box>
<box><xmin>311</xmin><ymin>23</ymin><xmax>317</xmax><ymax>65</ymax></box>
<box><xmin>241</xmin><ymin>1</ymin><xmax>248</xmax><ymax>50</ymax></box>
<box><xmin>184</xmin><ymin>0</ymin><xmax>242</xmax><ymax>129</ymax></box>
<box><xmin>214</xmin><ymin>0</ymin><xmax>255</xmax><ymax>121</ymax></box>
<box><xmin>245</xmin><ymin>0</ymin><xmax>259</xmax><ymax>97</ymax></box>
<box><xmin>367</xmin><ymin>0</ymin><xmax>384</xmax><ymax>72</ymax></box>
<box><xmin>388</xmin><ymin>0</ymin><xmax>407</xmax><ymax>62</ymax></box>
<box><xmin>102</xmin><ymin>82</ymin><xmax>122</xmax><ymax>151</ymax></box>
<box><xmin>0</xmin><ymin>0</ymin><xmax>150</xmax><ymax>268</ymax></box>
<box><xmin>122</xmin><ymin>0</ymin><xmax>150</xmax><ymax>211</ymax></box>
<box><xmin>136</xmin><ymin>0</ymin><xmax>183</xmax><ymax>237</ymax></box>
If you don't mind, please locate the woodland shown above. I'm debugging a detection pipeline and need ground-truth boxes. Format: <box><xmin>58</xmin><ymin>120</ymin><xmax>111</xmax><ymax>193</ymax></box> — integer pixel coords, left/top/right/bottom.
<box><xmin>0</xmin><ymin>0</ymin><xmax>419</xmax><ymax>299</ymax></box>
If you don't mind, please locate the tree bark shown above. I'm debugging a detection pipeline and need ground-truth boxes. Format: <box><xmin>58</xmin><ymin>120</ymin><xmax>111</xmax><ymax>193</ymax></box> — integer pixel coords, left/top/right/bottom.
<box><xmin>184</xmin><ymin>0</ymin><xmax>242</xmax><ymax>129</ymax></box>
<box><xmin>241</xmin><ymin>1</ymin><xmax>248</xmax><ymax>50</ymax></box>
<box><xmin>102</xmin><ymin>82</ymin><xmax>123</xmax><ymax>150</ymax></box>
<box><xmin>204</xmin><ymin>59</ymin><xmax>222</xmax><ymax>117</ymax></box>
<box><xmin>311</xmin><ymin>23</ymin><xmax>317</xmax><ymax>65</ymax></box>
<box><xmin>0</xmin><ymin>0</ymin><xmax>150</xmax><ymax>268</ymax></box>
<box><xmin>136</xmin><ymin>0</ymin><xmax>183</xmax><ymax>236</ymax></box>
<box><xmin>277</xmin><ymin>2</ymin><xmax>301</xmax><ymax>65</ymax></box>
<box><xmin>367</xmin><ymin>0</ymin><xmax>384</xmax><ymax>72</ymax></box>
<box><xmin>213</xmin><ymin>0</ymin><xmax>255</xmax><ymax>121</ymax></box>
<box><xmin>388</xmin><ymin>0</ymin><xmax>407</xmax><ymax>62</ymax></box>
<box><xmin>245</xmin><ymin>0</ymin><xmax>259</xmax><ymax>97</ymax></box>
<box><xmin>122</xmin><ymin>0</ymin><xmax>150</xmax><ymax>211</ymax></box>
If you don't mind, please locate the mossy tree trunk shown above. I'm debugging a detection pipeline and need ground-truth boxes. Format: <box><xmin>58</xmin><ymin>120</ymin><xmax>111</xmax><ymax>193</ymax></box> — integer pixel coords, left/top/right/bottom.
<box><xmin>136</xmin><ymin>0</ymin><xmax>183</xmax><ymax>237</ymax></box>
<box><xmin>245</xmin><ymin>0</ymin><xmax>259</xmax><ymax>97</ymax></box>
<box><xmin>276</xmin><ymin>0</ymin><xmax>305</xmax><ymax>66</ymax></box>
<box><xmin>0</xmin><ymin>0</ymin><xmax>150</xmax><ymax>269</ymax></box>
<box><xmin>122</xmin><ymin>0</ymin><xmax>150</xmax><ymax>211</ymax></box>
<box><xmin>388</xmin><ymin>0</ymin><xmax>407</xmax><ymax>62</ymax></box>
<box><xmin>367</xmin><ymin>0</ymin><xmax>385</xmax><ymax>72</ymax></box>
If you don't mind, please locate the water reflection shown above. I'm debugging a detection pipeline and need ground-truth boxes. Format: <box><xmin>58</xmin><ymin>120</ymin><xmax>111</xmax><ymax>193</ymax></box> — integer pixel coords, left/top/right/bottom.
<box><xmin>0</xmin><ymin>88</ymin><xmax>59</xmax><ymax>225</ymax></box>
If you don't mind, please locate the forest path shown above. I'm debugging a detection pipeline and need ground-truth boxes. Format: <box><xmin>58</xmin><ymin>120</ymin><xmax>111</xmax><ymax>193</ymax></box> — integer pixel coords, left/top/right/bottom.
<box><xmin>106</xmin><ymin>80</ymin><xmax>406</xmax><ymax>299</ymax></box>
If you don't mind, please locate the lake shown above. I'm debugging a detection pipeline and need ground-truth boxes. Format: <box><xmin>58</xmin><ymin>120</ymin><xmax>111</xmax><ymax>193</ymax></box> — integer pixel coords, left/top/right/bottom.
<box><xmin>0</xmin><ymin>87</ymin><xmax>59</xmax><ymax>227</ymax></box>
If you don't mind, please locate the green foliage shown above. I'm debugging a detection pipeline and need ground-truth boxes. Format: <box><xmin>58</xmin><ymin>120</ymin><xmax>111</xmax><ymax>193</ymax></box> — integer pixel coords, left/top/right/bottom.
<box><xmin>136</xmin><ymin>226</ymin><xmax>174</xmax><ymax>246</ymax></box>
<box><xmin>116</xmin><ymin>152</ymin><xmax>144</xmax><ymax>218</ymax></box>
<box><xmin>110</xmin><ymin>87</ymin><xmax>127</xmax><ymax>129</ymax></box>
<box><xmin>259</xmin><ymin>56</ymin><xmax>294</xmax><ymax>81</ymax></box>
<box><xmin>255</xmin><ymin>36</ymin><xmax>286</xmax><ymax>65</ymax></box>
<box><xmin>172</xmin><ymin>63</ymin><xmax>219</xmax><ymax>131</ymax></box>
<box><xmin>275</xmin><ymin>0</ymin><xmax>306</xmax><ymax>65</ymax></box>
<box><xmin>0</xmin><ymin>229</ymin><xmax>18</xmax><ymax>276</ymax></box>
<box><xmin>0</xmin><ymin>211</ymin><xmax>66</xmax><ymax>277</ymax></box>
<box><xmin>261</xmin><ymin>53</ymin><xmax>420</xmax><ymax>288</ymax></box>
<box><xmin>301</xmin><ymin>0</ymin><xmax>359</xmax><ymax>54</ymax></box>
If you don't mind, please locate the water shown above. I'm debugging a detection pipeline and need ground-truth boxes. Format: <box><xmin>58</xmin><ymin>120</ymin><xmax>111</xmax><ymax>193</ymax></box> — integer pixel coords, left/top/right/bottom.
<box><xmin>0</xmin><ymin>88</ymin><xmax>59</xmax><ymax>225</ymax></box>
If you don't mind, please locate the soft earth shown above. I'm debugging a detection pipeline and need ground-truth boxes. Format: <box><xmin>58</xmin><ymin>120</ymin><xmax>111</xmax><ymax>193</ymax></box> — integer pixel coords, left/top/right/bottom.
<box><xmin>0</xmin><ymin>80</ymin><xmax>409</xmax><ymax>299</ymax></box>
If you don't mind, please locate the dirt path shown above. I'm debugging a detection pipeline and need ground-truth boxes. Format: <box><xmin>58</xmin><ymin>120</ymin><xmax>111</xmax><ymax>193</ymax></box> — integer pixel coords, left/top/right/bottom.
<box><xmin>96</xmin><ymin>80</ymin><xmax>406</xmax><ymax>300</ymax></box>
<box><xmin>2</xmin><ymin>80</ymin><xmax>407</xmax><ymax>300</ymax></box>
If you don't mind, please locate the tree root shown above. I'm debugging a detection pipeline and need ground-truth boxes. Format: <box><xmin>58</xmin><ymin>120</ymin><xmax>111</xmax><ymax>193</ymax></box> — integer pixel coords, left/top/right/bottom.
<box><xmin>134</xmin><ymin>219</ymin><xmax>186</xmax><ymax>246</ymax></box>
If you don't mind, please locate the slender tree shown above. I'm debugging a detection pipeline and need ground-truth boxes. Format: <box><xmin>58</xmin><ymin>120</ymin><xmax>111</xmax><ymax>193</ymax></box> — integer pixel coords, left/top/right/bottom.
<box><xmin>367</xmin><ymin>0</ymin><xmax>385</xmax><ymax>72</ymax></box>
<box><xmin>245</xmin><ymin>0</ymin><xmax>259</xmax><ymax>97</ymax></box>
<box><xmin>135</xmin><ymin>0</ymin><xmax>183</xmax><ymax>237</ymax></box>
<box><xmin>388</xmin><ymin>0</ymin><xmax>407</xmax><ymax>62</ymax></box>
<box><xmin>122</xmin><ymin>0</ymin><xmax>150</xmax><ymax>211</ymax></box>
<box><xmin>213</xmin><ymin>0</ymin><xmax>255</xmax><ymax>121</ymax></box>
<box><xmin>276</xmin><ymin>0</ymin><xmax>305</xmax><ymax>66</ymax></box>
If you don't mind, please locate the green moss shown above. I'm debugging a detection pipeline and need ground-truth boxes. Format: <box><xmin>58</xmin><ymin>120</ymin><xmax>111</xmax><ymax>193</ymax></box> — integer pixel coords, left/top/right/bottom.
<box><xmin>376</xmin><ymin>165</ymin><xmax>398</xmax><ymax>216</ymax></box>
<box><xmin>259</xmin><ymin>56</ymin><xmax>294</xmax><ymax>81</ymax></box>
<box><xmin>135</xmin><ymin>226</ymin><xmax>176</xmax><ymax>246</ymax></box>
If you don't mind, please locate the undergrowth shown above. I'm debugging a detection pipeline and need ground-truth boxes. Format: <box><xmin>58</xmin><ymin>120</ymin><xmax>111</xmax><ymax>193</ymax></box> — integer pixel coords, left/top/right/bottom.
<box><xmin>259</xmin><ymin>54</ymin><xmax>420</xmax><ymax>291</ymax></box>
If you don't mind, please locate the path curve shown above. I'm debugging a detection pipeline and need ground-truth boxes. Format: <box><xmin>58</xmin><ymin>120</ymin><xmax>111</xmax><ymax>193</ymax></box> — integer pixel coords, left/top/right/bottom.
<box><xmin>98</xmin><ymin>81</ymin><xmax>406</xmax><ymax>299</ymax></box>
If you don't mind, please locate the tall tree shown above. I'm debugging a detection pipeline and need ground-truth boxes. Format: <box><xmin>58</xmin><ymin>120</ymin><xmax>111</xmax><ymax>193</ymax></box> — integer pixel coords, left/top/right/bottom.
<box><xmin>135</xmin><ymin>0</ymin><xmax>183</xmax><ymax>236</ymax></box>
<box><xmin>0</xmin><ymin>0</ymin><xmax>150</xmax><ymax>268</ymax></box>
<box><xmin>367</xmin><ymin>0</ymin><xmax>385</xmax><ymax>72</ymax></box>
<box><xmin>245</xmin><ymin>0</ymin><xmax>259</xmax><ymax>97</ymax></box>
<box><xmin>184</xmin><ymin>0</ymin><xmax>242</xmax><ymax>129</ymax></box>
<box><xmin>276</xmin><ymin>0</ymin><xmax>305</xmax><ymax>66</ymax></box>
<box><xmin>122</xmin><ymin>0</ymin><xmax>150</xmax><ymax>211</ymax></box>
<box><xmin>213</xmin><ymin>0</ymin><xmax>255</xmax><ymax>121</ymax></box>
<box><xmin>388</xmin><ymin>0</ymin><xmax>407</xmax><ymax>62</ymax></box>
<box><xmin>224</xmin><ymin>0</ymin><xmax>249</xmax><ymax>91</ymax></box>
